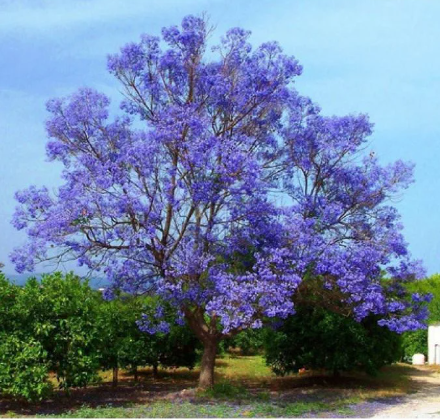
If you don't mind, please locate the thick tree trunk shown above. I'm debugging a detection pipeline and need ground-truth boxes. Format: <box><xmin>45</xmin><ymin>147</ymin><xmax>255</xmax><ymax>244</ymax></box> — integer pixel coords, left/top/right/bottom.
<box><xmin>198</xmin><ymin>340</ymin><xmax>218</xmax><ymax>388</ymax></box>
<box><xmin>182</xmin><ymin>306</ymin><xmax>220</xmax><ymax>389</ymax></box>
<box><xmin>112</xmin><ymin>366</ymin><xmax>119</xmax><ymax>387</ymax></box>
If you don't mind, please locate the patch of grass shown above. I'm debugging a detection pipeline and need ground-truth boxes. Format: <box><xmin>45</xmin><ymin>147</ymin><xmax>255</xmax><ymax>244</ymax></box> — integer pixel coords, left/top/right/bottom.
<box><xmin>254</xmin><ymin>390</ymin><xmax>271</xmax><ymax>401</ymax></box>
<box><xmin>215</xmin><ymin>355</ymin><xmax>273</xmax><ymax>380</ymax></box>
<box><xmin>283</xmin><ymin>401</ymin><xmax>327</xmax><ymax>416</ymax></box>
<box><xmin>39</xmin><ymin>404</ymin><xmax>136</xmax><ymax>418</ymax></box>
<box><xmin>2</xmin><ymin>412</ymin><xmax>19</xmax><ymax>418</ymax></box>
<box><xmin>199</xmin><ymin>381</ymin><xmax>250</xmax><ymax>399</ymax></box>
<box><xmin>336</xmin><ymin>406</ymin><xmax>356</xmax><ymax>416</ymax></box>
<box><xmin>214</xmin><ymin>355</ymin><xmax>413</xmax><ymax>401</ymax></box>
<box><xmin>40</xmin><ymin>399</ymin><xmax>357</xmax><ymax>418</ymax></box>
<box><xmin>40</xmin><ymin>402</ymin><xmax>245</xmax><ymax>418</ymax></box>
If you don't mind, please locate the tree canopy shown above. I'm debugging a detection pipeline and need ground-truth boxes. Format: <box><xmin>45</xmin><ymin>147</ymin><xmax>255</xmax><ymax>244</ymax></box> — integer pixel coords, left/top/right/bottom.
<box><xmin>11</xmin><ymin>15</ymin><xmax>428</xmax><ymax>387</ymax></box>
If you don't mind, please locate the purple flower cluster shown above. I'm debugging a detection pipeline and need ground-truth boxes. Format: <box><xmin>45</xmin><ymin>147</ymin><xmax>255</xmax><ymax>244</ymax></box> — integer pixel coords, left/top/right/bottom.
<box><xmin>11</xmin><ymin>15</ymin><xmax>429</xmax><ymax>339</ymax></box>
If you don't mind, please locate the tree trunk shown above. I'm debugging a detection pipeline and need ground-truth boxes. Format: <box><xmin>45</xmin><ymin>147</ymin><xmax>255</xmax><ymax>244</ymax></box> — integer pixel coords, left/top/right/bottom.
<box><xmin>153</xmin><ymin>363</ymin><xmax>159</xmax><ymax>378</ymax></box>
<box><xmin>198</xmin><ymin>340</ymin><xmax>218</xmax><ymax>388</ymax></box>
<box><xmin>112</xmin><ymin>366</ymin><xmax>119</xmax><ymax>387</ymax></box>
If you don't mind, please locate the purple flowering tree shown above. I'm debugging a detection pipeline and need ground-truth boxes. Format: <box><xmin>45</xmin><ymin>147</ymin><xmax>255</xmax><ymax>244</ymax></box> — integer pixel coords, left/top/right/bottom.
<box><xmin>12</xmin><ymin>16</ymin><xmax>428</xmax><ymax>387</ymax></box>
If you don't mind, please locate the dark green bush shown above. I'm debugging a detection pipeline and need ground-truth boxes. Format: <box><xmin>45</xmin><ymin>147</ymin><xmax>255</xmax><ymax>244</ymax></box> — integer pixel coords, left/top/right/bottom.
<box><xmin>97</xmin><ymin>294</ymin><xmax>200</xmax><ymax>384</ymax></box>
<box><xmin>0</xmin><ymin>274</ymin><xmax>22</xmax><ymax>334</ymax></box>
<box><xmin>96</xmin><ymin>294</ymin><xmax>199</xmax><ymax>383</ymax></box>
<box><xmin>135</xmin><ymin>297</ymin><xmax>200</xmax><ymax>372</ymax></box>
<box><xmin>264</xmin><ymin>305</ymin><xmax>401</xmax><ymax>376</ymax></box>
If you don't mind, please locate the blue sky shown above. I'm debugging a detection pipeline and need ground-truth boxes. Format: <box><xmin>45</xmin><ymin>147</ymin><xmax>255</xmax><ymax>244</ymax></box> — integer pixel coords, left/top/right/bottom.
<box><xmin>0</xmin><ymin>0</ymin><xmax>439</xmax><ymax>275</ymax></box>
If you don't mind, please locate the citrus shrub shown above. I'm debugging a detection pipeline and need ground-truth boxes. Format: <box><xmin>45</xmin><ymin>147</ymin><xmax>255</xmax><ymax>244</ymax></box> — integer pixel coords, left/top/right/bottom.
<box><xmin>0</xmin><ymin>335</ymin><xmax>52</xmax><ymax>402</ymax></box>
<box><xmin>264</xmin><ymin>305</ymin><xmax>402</xmax><ymax>376</ymax></box>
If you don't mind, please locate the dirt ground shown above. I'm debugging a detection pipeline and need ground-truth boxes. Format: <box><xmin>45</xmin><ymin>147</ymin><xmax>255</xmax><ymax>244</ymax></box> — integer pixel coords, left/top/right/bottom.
<box><xmin>369</xmin><ymin>366</ymin><xmax>440</xmax><ymax>418</ymax></box>
<box><xmin>321</xmin><ymin>365</ymin><xmax>440</xmax><ymax>418</ymax></box>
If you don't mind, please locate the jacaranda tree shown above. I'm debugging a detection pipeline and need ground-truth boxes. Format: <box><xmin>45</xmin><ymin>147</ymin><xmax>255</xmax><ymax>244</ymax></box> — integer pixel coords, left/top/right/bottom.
<box><xmin>11</xmin><ymin>15</ymin><xmax>429</xmax><ymax>387</ymax></box>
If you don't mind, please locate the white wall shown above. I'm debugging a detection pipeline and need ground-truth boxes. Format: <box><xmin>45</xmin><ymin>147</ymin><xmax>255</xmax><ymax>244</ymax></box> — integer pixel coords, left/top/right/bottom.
<box><xmin>428</xmin><ymin>323</ymin><xmax>440</xmax><ymax>364</ymax></box>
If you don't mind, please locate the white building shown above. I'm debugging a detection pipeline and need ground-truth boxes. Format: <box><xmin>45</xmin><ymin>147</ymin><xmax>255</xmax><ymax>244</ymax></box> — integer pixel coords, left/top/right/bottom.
<box><xmin>428</xmin><ymin>323</ymin><xmax>440</xmax><ymax>364</ymax></box>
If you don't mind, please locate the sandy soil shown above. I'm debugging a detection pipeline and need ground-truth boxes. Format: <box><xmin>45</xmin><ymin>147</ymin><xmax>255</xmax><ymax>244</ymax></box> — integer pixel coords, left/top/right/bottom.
<box><xmin>369</xmin><ymin>366</ymin><xmax>440</xmax><ymax>418</ymax></box>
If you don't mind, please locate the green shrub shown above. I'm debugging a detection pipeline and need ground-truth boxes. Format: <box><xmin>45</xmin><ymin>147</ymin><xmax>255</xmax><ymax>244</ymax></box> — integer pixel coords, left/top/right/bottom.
<box><xmin>15</xmin><ymin>273</ymin><xmax>101</xmax><ymax>389</ymax></box>
<box><xmin>135</xmin><ymin>297</ymin><xmax>200</xmax><ymax>371</ymax></box>
<box><xmin>229</xmin><ymin>329</ymin><xmax>265</xmax><ymax>355</ymax></box>
<box><xmin>0</xmin><ymin>274</ymin><xmax>22</xmax><ymax>335</ymax></box>
<box><xmin>401</xmin><ymin>274</ymin><xmax>440</xmax><ymax>360</ymax></box>
<box><xmin>264</xmin><ymin>305</ymin><xmax>401</xmax><ymax>376</ymax></box>
<box><xmin>0</xmin><ymin>272</ymin><xmax>200</xmax><ymax>400</ymax></box>
<box><xmin>0</xmin><ymin>335</ymin><xmax>52</xmax><ymax>402</ymax></box>
<box><xmin>96</xmin><ymin>296</ymin><xmax>140</xmax><ymax>384</ymax></box>
<box><xmin>400</xmin><ymin>329</ymin><xmax>427</xmax><ymax>362</ymax></box>
<box><xmin>96</xmin><ymin>294</ymin><xmax>200</xmax><ymax>384</ymax></box>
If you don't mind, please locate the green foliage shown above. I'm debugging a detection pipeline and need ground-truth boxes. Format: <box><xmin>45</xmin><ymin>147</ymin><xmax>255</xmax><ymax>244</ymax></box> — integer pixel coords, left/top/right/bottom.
<box><xmin>0</xmin><ymin>272</ymin><xmax>200</xmax><ymax>401</ymax></box>
<box><xmin>0</xmin><ymin>274</ymin><xmax>53</xmax><ymax>401</ymax></box>
<box><xmin>15</xmin><ymin>273</ymin><xmax>101</xmax><ymax>389</ymax></box>
<box><xmin>407</xmin><ymin>274</ymin><xmax>440</xmax><ymax>322</ymax></box>
<box><xmin>264</xmin><ymin>305</ymin><xmax>401</xmax><ymax>376</ymax></box>
<box><xmin>199</xmin><ymin>381</ymin><xmax>249</xmax><ymax>399</ymax></box>
<box><xmin>96</xmin><ymin>294</ymin><xmax>199</xmax><ymax>384</ymax></box>
<box><xmin>96</xmin><ymin>295</ymin><xmax>142</xmax><ymax>381</ymax></box>
<box><xmin>94</xmin><ymin>295</ymin><xmax>192</xmax><ymax>384</ymax></box>
<box><xmin>400</xmin><ymin>274</ymin><xmax>440</xmax><ymax>359</ymax></box>
<box><xmin>0</xmin><ymin>273</ymin><xmax>22</xmax><ymax>334</ymax></box>
<box><xmin>137</xmin><ymin>297</ymin><xmax>200</xmax><ymax>370</ymax></box>
<box><xmin>0</xmin><ymin>335</ymin><xmax>52</xmax><ymax>402</ymax></box>
<box><xmin>228</xmin><ymin>329</ymin><xmax>265</xmax><ymax>355</ymax></box>
<box><xmin>400</xmin><ymin>329</ymin><xmax>427</xmax><ymax>361</ymax></box>
<box><xmin>153</xmin><ymin>323</ymin><xmax>200</xmax><ymax>370</ymax></box>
